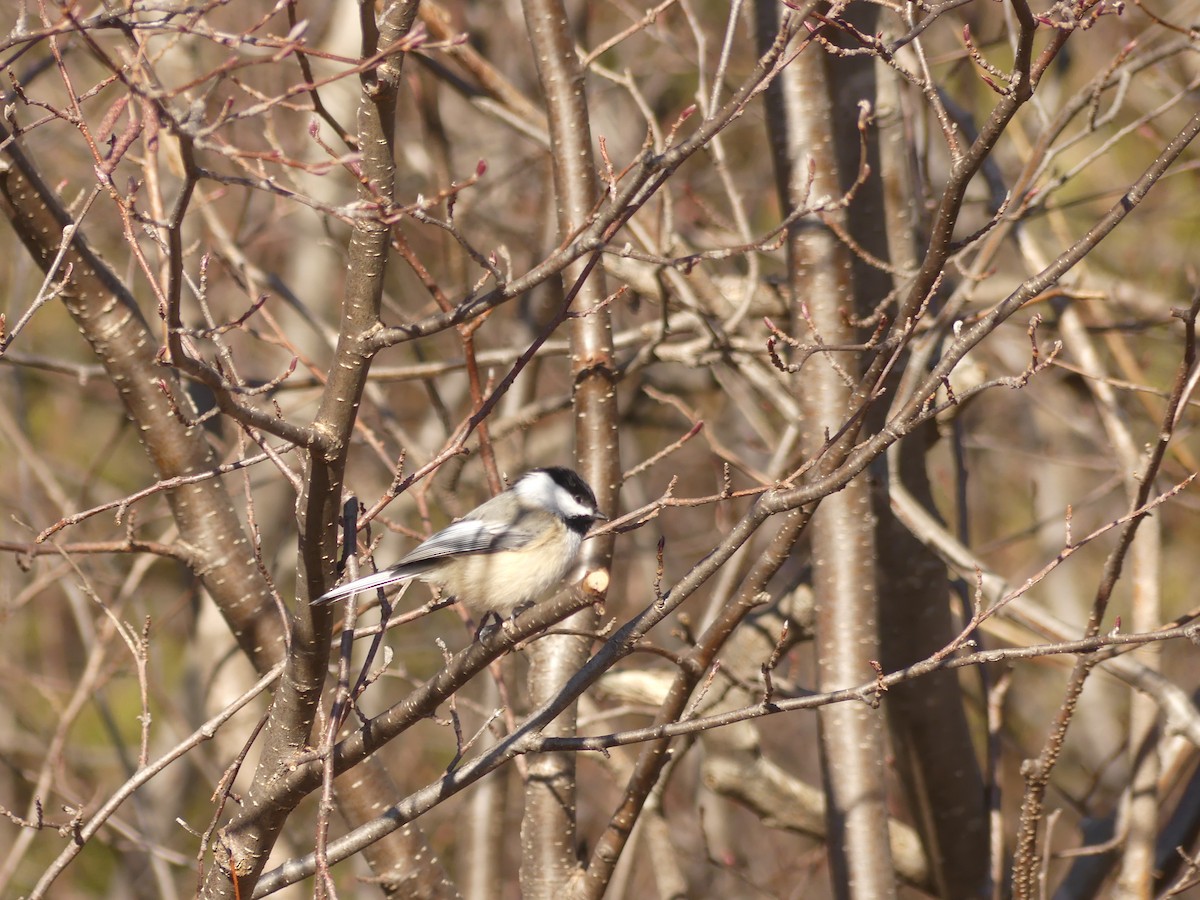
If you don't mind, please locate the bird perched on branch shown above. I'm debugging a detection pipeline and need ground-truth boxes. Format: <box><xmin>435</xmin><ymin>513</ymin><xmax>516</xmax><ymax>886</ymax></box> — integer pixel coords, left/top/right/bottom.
<box><xmin>313</xmin><ymin>466</ymin><xmax>605</xmax><ymax>617</ymax></box>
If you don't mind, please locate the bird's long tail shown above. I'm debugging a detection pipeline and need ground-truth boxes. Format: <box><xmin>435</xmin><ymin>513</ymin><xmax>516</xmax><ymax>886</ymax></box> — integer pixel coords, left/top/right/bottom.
<box><xmin>311</xmin><ymin>565</ymin><xmax>423</xmax><ymax>606</ymax></box>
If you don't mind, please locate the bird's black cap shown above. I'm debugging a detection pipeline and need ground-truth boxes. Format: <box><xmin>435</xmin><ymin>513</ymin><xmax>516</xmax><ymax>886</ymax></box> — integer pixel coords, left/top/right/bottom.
<box><xmin>531</xmin><ymin>466</ymin><xmax>604</xmax><ymax>527</ymax></box>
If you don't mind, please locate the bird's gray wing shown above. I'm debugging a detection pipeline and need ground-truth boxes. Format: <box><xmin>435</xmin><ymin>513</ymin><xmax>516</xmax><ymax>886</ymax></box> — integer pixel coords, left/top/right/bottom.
<box><xmin>312</xmin><ymin>512</ymin><xmax>538</xmax><ymax>605</ymax></box>
<box><xmin>391</xmin><ymin>514</ymin><xmax>536</xmax><ymax>568</ymax></box>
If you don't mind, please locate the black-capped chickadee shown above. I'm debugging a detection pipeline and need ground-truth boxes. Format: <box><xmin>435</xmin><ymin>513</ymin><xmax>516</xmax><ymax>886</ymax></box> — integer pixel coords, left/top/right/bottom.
<box><xmin>313</xmin><ymin>467</ymin><xmax>604</xmax><ymax>616</ymax></box>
